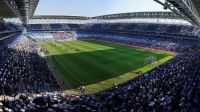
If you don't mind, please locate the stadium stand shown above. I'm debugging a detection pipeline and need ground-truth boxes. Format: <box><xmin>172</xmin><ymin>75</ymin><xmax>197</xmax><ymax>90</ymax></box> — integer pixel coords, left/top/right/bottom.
<box><xmin>30</xmin><ymin>24</ymin><xmax>43</xmax><ymax>31</ymax></box>
<box><xmin>76</xmin><ymin>32</ymin><xmax>198</xmax><ymax>52</ymax></box>
<box><xmin>0</xmin><ymin>31</ymin><xmax>199</xmax><ymax>111</ymax></box>
<box><xmin>26</xmin><ymin>23</ymin><xmax>200</xmax><ymax>111</ymax></box>
<box><xmin>28</xmin><ymin>31</ymin><xmax>76</xmax><ymax>41</ymax></box>
<box><xmin>0</xmin><ymin>35</ymin><xmax>61</xmax><ymax>95</ymax></box>
<box><xmin>2</xmin><ymin>16</ymin><xmax>200</xmax><ymax>111</ymax></box>
<box><xmin>0</xmin><ymin>0</ymin><xmax>200</xmax><ymax>111</ymax></box>
<box><xmin>28</xmin><ymin>23</ymin><xmax>197</xmax><ymax>38</ymax></box>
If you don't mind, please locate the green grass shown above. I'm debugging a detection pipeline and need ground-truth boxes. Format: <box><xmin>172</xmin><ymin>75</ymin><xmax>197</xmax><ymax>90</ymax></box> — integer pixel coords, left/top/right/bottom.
<box><xmin>40</xmin><ymin>40</ymin><xmax>176</xmax><ymax>94</ymax></box>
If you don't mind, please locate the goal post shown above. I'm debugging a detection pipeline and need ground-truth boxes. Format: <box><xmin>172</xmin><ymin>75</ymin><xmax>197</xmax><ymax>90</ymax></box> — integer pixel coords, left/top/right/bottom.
<box><xmin>145</xmin><ymin>56</ymin><xmax>158</xmax><ymax>65</ymax></box>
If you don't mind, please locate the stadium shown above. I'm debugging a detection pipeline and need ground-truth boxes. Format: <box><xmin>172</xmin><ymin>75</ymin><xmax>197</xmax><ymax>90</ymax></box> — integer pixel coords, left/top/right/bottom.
<box><xmin>0</xmin><ymin>0</ymin><xmax>200</xmax><ymax>111</ymax></box>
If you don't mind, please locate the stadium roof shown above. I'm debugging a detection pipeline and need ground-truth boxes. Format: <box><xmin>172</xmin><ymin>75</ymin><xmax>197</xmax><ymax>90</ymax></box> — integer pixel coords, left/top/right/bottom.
<box><xmin>154</xmin><ymin>0</ymin><xmax>200</xmax><ymax>26</ymax></box>
<box><xmin>0</xmin><ymin>0</ymin><xmax>39</xmax><ymax>24</ymax></box>
<box><xmin>1</xmin><ymin>0</ymin><xmax>200</xmax><ymax>26</ymax></box>
<box><xmin>31</xmin><ymin>12</ymin><xmax>183</xmax><ymax>20</ymax></box>
<box><xmin>92</xmin><ymin>12</ymin><xmax>183</xmax><ymax>20</ymax></box>
<box><xmin>0</xmin><ymin>0</ymin><xmax>17</xmax><ymax>18</ymax></box>
<box><xmin>29</xmin><ymin>12</ymin><xmax>190</xmax><ymax>25</ymax></box>
<box><xmin>32</xmin><ymin>16</ymin><xmax>90</xmax><ymax>20</ymax></box>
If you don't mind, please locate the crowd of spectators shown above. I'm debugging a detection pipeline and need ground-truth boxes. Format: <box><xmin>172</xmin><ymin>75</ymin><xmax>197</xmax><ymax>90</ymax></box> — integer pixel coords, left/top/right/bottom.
<box><xmin>29</xmin><ymin>23</ymin><xmax>198</xmax><ymax>37</ymax></box>
<box><xmin>0</xmin><ymin>91</ymin><xmax>100</xmax><ymax>112</ymax></box>
<box><xmin>28</xmin><ymin>32</ymin><xmax>76</xmax><ymax>42</ymax></box>
<box><xmin>0</xmin><ymin>31</ymin><xmax>199</xmax><ymax>111</ymax></box>
<box><xmin>28</xmin><ymin>32</ymin><xmax>54</xmax><ymax>42</ymax></box>
<box><xmin>0</xmin><ymin>20</ymin><xmax>21</xmax><ymax>32</ymax></box>
<box><xmin>0</xmin><ymin>34</ymin><xmax>61</xmax><ymax>97</ymax></box>
<box><xmin>28</xmin><ymin>31</ymin><xmax>199</xmax><ymax>53</ymax></box>
<box><xmin>0</xmin><ymin>33</ymin><xmax>101</xmax><ymax>112</ymax></box>
<box><xmin>21</xmin><ymin>32</ymin><xmax>200</xmax><ymax>111</ymax></box>
<box><xmin>77</xmin><ymin>32</ymin><xmax>199</xmax><ymax>52</ymax></box>
<box><xmin>51</xmin><ymin>32</ymin><xmax>76</xmax><ymax>41</ymax></box>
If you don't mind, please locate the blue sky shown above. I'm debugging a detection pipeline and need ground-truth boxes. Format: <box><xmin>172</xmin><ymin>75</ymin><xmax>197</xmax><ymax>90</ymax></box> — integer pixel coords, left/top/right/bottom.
<box><xmin>34</xmin><ymin>0</ymin><xmax>168</xmax><ymax>17</ymax></box>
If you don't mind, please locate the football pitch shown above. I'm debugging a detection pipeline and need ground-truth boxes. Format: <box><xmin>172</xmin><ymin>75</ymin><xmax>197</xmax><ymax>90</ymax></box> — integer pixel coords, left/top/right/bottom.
<box><xmin>40</xmin><ymin>40</ymin><xmax>175</xmax><ymax>94</ymax></box>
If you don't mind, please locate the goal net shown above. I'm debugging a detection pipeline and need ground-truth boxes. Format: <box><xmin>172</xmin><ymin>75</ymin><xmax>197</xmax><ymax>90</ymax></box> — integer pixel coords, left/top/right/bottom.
<box><xmin>145</xmin><ymin>56</ymin><xmax>158</xmax><ymax>65</ymax></box>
